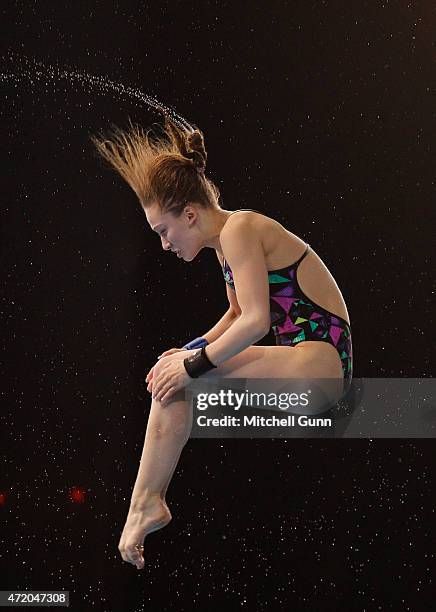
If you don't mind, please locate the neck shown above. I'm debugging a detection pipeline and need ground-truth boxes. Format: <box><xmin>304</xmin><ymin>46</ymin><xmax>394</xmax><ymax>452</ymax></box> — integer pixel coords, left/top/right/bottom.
<box><xmin>200</xmin><ymin>208</ymin><xmax>234</xmax><ymax>254</ymax></box>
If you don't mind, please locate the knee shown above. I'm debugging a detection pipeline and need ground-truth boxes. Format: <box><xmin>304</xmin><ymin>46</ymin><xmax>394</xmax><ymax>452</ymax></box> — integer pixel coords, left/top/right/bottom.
<box><xmin>150</xmin><ymin>398</ymin><xmax>192</xmax><ymax>442</ymax></box>
<box><xmin>152</xmin><ymin>417</ymin><xmax>191</xmax><ymax>445</ymax></box>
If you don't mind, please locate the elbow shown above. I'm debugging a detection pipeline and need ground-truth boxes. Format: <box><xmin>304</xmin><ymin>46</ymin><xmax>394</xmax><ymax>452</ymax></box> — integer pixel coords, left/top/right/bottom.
<box><xmin>257</xmin><ymin>320</ymin><xmax>271</xmax><ymax>338</ymax></box>
<box><xmin>246</xmin><ymin>315</ymin><xmax>270</xmax><ymax>338</ymax></box>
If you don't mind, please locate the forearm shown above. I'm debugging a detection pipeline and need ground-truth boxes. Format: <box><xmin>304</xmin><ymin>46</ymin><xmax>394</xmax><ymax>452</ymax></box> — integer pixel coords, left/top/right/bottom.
<box><xmin>205</xmin><ymin>315</ymin><xmax>268</xmax><ymax>366</ymax></box>
<box><xmin>202</xmin><ymin>308</ymin><xmax>239</xmax><ymax>344</ymax></box>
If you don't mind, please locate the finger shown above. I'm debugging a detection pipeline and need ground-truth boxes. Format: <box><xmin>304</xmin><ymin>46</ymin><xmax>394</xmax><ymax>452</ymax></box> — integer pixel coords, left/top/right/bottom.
<box><xmin>152</xmin><ymin>375</ymin><xmax>164</xmax><ymax>399</ymax></box>
<box><xmin>153</xmin><ymin>366</ymin><xmax>169</xmax><ymax>395</ymax></box>
<box><xmin>159</xmin><ymin>348</ymin><xmax>182</xmax><ymax>359</ymax></box>
<box><xmin>155</xmin><ymin>382</ymin><xmax>173</xmax><ymax>402</ymax></box>
<box><xmin>160</xmin><ymin>386</ymin><xmax>176</xmax><ymax>404</ymax></box>
<box><xmin>152</xmin><ymin>377</ymin><xmax>162</xmax><ymax>399</ymax></box>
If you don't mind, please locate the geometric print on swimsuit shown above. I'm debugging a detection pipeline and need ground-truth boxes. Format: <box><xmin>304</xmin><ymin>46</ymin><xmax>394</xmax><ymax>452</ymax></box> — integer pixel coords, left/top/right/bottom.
<box><xmin>274</xmin><ymin>327</ymin><xmax>353</xmax><ymax>380</ymax></box>
<box><xmin>270</xmin><ymin>296</ymin><xmax>353</xmax><ymax>379</ymax></box>
<box><xmin>223</xmin><ymin>261</ymin><xmax>353</xmax><ymax>378</ymax></box>
<box><xmin>271</xmin><ymin>296</ymin><xmax>342</xmax><ymax>345</ymax></box>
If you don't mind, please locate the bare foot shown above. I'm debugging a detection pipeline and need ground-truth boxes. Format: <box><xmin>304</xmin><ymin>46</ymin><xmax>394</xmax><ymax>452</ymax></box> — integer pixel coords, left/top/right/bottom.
<box><xmin>118</xmin><ymin>497</ymin><xmax>172</xmax><ymax>569</ymax></box>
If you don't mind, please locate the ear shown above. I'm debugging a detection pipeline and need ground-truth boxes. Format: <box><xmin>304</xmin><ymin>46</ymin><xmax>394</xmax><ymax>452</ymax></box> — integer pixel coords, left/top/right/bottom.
<box><xmin>183</xmin><ymin>203</ymin><xmax>198</xmax><ymax>225</ymax></box>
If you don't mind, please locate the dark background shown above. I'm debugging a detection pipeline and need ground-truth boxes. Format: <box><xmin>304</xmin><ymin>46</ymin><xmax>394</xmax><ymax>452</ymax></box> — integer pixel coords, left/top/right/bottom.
<box><xmin>1</xmin><ymin>2</ymin><xmax>434</xmax><ymax>610</ymax></box>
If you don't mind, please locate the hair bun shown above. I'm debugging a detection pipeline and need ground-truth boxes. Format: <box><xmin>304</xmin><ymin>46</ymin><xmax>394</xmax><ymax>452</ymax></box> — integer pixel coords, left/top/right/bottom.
<box><xmin>187</xmin><ymin>130</ymin><xmax>207</xmax><ymax>172</ymax></box>
<box><xmin>188</xmin><ymin>131</ymin><xmax>203</xmax><ymax>148</ymax></box>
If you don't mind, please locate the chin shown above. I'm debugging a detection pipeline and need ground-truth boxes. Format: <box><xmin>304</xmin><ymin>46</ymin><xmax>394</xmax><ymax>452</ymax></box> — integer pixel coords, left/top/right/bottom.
<box><xmin>184</xmin><ymin>247</ymin><xmax>201</xmax><ymax>262</ymax></box>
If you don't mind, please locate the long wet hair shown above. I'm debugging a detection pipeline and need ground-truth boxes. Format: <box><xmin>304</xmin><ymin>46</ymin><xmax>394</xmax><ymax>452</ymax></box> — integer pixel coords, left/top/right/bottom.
<box><xmin>90</xmin><ymin>110</ymin><xmax>221</xmax><ymax>215</ymax></box>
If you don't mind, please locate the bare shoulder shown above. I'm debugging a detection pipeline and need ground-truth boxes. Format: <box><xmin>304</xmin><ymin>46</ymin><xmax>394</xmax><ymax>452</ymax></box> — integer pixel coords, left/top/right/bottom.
<box><xmin>220</xmin><ymin>210</ymin><xmax>308</xmax><ymax>270</ymax></box>
<box><xmin>220</xmin><ymin>212</ymin><xmax>267</xmax><ymax>270</ymax></box>
<box><xmin>220</xmin><ymin>210</ymin><xmax>264</xmax><ymax>244</ymax></box>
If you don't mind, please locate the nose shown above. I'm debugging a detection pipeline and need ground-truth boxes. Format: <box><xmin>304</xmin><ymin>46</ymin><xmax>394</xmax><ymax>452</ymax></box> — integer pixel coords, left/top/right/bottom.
<box><xmin>161</xmin><ymin>236</ymin><xmax>171</xmax><ymax>251</ymax></box>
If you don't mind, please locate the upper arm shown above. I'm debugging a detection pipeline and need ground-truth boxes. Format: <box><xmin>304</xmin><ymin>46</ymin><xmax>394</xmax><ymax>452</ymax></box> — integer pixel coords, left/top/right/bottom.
<box><xmin>220</xmin><ymin>216</ymin><xmax>270</xmax><ymax>333</ymax></box>
<box><xmin>226</xmin><ymin>282</ymin><xmax>241</xmax><ymax>315</ymax></box>
<box><xmin>216</xmin><ymin>250</ymin><xmax>241</xmax><ymax>315</ymax></box>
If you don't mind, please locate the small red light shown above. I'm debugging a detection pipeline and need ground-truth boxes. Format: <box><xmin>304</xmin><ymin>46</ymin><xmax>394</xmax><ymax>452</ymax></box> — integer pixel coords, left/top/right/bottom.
<box><xmin>69</xmin><ymin>487</ymin><xmax>86</xmax><ymax>503</ymax></box>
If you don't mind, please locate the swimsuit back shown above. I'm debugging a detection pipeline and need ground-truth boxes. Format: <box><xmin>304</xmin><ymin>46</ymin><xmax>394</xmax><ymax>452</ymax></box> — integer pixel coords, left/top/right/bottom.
<box><xmin>221</xmin><ymin>209</ymin><xmax>353</xmax><ymax>380</ymax></box>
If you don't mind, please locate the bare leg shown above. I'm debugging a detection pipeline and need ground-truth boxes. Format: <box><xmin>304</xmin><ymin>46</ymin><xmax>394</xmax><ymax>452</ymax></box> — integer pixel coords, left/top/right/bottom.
<box><xmin>130</xmin><ymin>391</ymin><xmax>192</xmax><ymax>508</ymax></box>
<box><xmin>160</xmin><ymin>447</ymin><xmax>184</xmax><ymax>502</ymax></box>
<box><xmin>118</xmin><ymin>392</ymin><xmax>193</xmax><ymax>567</ymax></box>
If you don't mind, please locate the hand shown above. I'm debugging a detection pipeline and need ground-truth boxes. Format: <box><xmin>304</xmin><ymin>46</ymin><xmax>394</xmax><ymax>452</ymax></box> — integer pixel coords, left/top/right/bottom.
<box><xmin>151</xmin><ymin>351</ymin><xmax>193</xmax><ymax>404</ymax></box>
<box><xmin>145</xmin><ymin>348</ymin><xmax>185</xmax><ymax>394</ymax></box>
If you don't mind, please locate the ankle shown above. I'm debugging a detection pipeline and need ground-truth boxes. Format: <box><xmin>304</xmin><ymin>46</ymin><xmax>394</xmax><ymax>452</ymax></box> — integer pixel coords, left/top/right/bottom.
<box><xmin>130</xmin><ymin>492</ymin><xmax>163</xmax><ymax>512</ymax></box>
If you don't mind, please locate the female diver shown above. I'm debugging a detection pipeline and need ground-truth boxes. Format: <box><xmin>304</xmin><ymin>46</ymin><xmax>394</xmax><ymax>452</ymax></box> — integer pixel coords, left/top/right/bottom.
<box><xmin>91</xmin><ymin>112</ymin><xmax>353</xmax><ymax>569</ymax></box>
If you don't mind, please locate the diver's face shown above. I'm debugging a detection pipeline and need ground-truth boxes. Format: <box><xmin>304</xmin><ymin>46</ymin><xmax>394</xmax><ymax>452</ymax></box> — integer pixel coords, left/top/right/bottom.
<box><xmin>145</xmin><ymin>203</ymin><xmax>200</xmax><ymax>261</ymax></box>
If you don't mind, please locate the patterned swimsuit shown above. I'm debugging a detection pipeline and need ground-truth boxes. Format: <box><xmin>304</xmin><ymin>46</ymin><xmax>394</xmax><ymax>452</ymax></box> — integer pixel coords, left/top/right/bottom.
<box><xmin>221</xmin><ymin>211</ymin><xmax>353</xmax><ymax>386</ymax></box>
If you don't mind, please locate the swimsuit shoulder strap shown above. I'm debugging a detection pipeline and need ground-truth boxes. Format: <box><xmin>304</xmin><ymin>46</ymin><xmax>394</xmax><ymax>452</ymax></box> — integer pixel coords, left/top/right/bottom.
<box><xmin>228</xmin><ymin>208</ymin><xmax>261</xmax><ymax>216</ymax></box>
<box><xmin>293</xmin><ymin>243</ymin><xmax>311</xmax><ymax>267</ymax></box>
